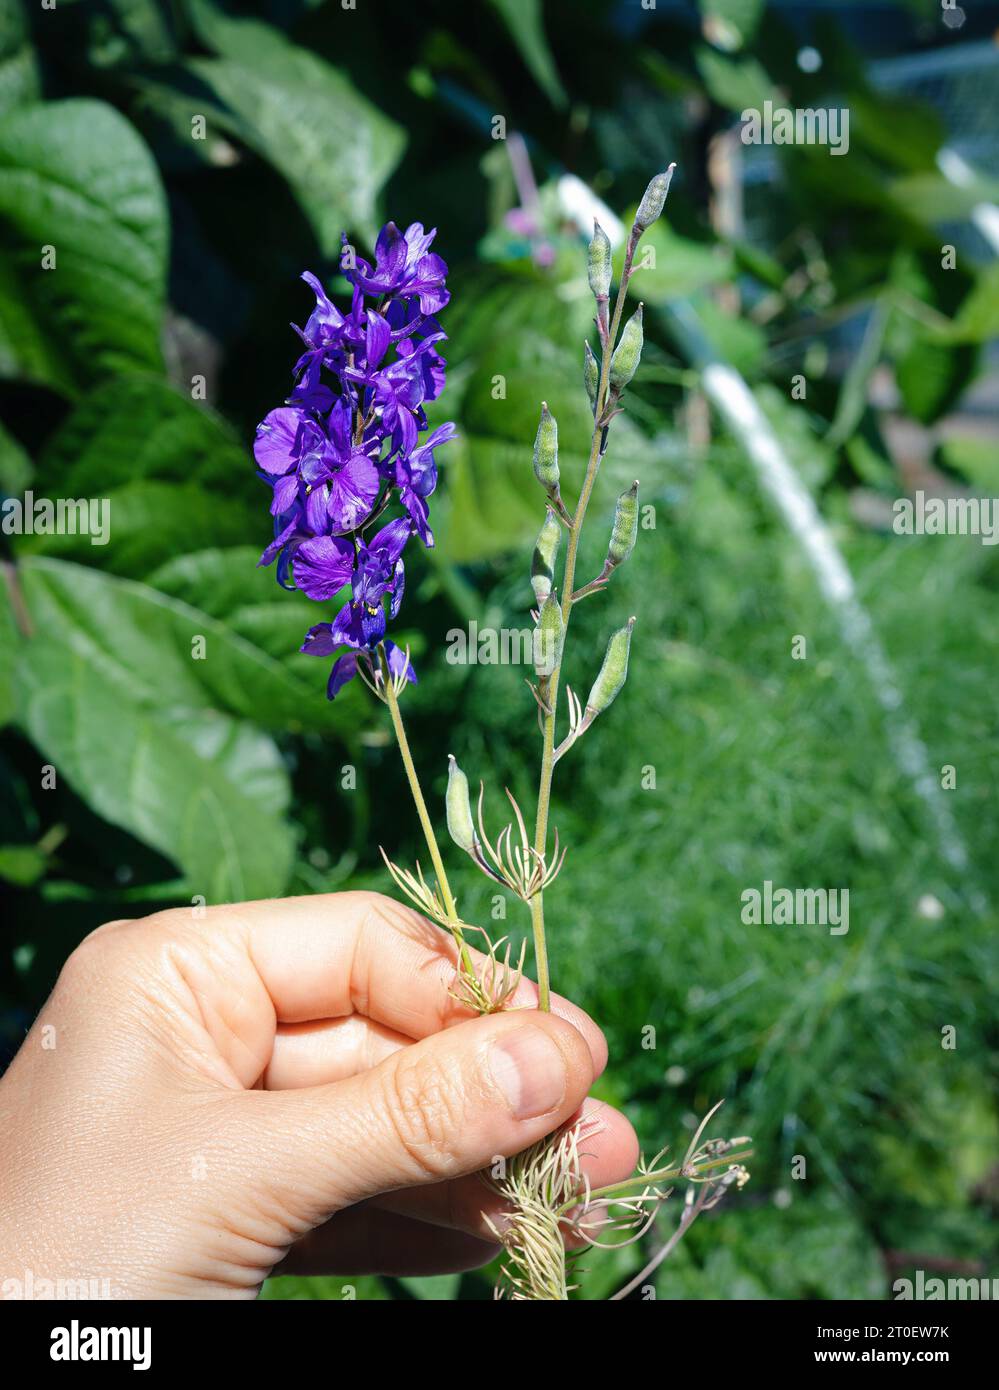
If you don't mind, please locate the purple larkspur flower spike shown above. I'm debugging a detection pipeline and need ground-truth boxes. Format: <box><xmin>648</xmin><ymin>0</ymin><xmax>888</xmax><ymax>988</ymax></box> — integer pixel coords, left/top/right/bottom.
<box><xmin>253</xmin><ymin>218</ymin><xmax>455</xmax><ymax>697</ymax></box>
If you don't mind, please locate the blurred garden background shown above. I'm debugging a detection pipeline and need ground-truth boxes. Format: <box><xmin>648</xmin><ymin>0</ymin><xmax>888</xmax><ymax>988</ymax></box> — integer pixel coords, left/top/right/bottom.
<box><xmin>1</xmin><ymin>0</ymin><xmax>997</xmax><ymax>1300</ymax></box>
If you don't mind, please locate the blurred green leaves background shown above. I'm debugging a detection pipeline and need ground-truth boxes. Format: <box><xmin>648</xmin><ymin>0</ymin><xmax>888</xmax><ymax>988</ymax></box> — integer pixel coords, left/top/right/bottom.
<box><xmin>1</xmin><ymin>0</ymin><xmax>997</xmax><ymax>1300</ymax></box>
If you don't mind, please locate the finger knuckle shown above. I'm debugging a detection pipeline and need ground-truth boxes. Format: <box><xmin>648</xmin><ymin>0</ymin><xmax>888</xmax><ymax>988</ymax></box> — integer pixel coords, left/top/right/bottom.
<box><xmin>383</xmin><ymin>1050</ymin><xmax>468</xmax><ymax>1181</ymax></box>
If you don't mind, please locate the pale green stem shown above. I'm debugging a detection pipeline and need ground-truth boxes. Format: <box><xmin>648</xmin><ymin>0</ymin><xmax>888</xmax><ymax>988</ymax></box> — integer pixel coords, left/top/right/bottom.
<box><xmin>380</xmin><ymin>648</ymin><xmax>476</xmax><ymax>979</ymax></box>
<box><xmin>529</xmin><ymin>231</ymin><xmax>641</xmax><ymax>1011</ymax></box>
<box><xmin>556</xmin><ymin>1149</ymin><xmax>754</xmax><ymax>1216</ymax></box>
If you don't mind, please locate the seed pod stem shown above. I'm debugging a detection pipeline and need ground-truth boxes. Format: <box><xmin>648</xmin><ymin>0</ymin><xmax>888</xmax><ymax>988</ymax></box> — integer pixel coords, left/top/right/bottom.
<box><xmin>609</xmin><ymin>303</ymin><xmax>644</xmax><ymax>397</ymax></box>
<box><xmin>634</xmin><ymin>163</ymin><xmax>676</xmax><ymax>234</ymax></box>
<box><xmin>445</xmin><ymin>754</ymin><xmax>476</xmax><ymax>854</ymax></box>
<box><xmin>588</xmin><ymin>219</ymin><xmax>612</xmax><ymax>338</ymax></box>
<box><xmin>531</xmin><ymin>507</ymin><xmax>562</xmax><ymax>606</ymax></box>
<box><xmin>534</xmin><ymin>594</ymin><xmax>565</xmax><ymax>678</ymax></box>
<box><xmin>606</xmin><ymin>480</ymin><xmax>639</xmax><ymax>572</ymax></box>
<box><xmin>584</xmin><ymin>617</ymin><xmax>635</xmax><ymax>723</ymax></box>
<box><xmin>583</xmin><ymin>340</ymin><xmax>599</xmax><ymax>415</ymax></box>
<box><xmin>532</xmin><ymin>399</ymin><xmax>560</xmax><ymax>490</ymax></box>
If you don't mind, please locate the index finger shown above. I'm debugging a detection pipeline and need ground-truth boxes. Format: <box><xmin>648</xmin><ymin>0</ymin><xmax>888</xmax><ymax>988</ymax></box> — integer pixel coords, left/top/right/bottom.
<box><xmin>227</xmin><ymin>890</ymin><xmax>608</xmax><ymax>1074</ymax></box>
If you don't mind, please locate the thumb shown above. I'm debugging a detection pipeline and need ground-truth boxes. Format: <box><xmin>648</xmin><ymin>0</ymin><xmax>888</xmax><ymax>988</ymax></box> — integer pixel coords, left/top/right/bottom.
<box><xmin>238</xmin><ymin>1010</ymin><xmax>595</xmax><ymax>1225</ymax></box>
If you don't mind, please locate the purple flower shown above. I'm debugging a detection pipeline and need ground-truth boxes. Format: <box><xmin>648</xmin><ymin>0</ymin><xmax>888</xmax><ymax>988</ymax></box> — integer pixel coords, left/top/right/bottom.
<box><xmin>395</xmin><ymin>421</ymin><xmax>456</xmax><ymax>546</ymax></box>
<box><xmin>253</xmin><ymin>217</ymin><xmax>456</xmax><ymax>698</ymax></box>
<box><xmin>318</xmin><ymin>641</ymin><xmax>417</xmax><ymax>701</ymax></box>
<box><xmin>290</xmin><ymin>535</ymin><xmax>354</xmax><ymax>601</ymax></box>
<box><xmin>345</xmin><ymin>222</ymin><xmax>450</xmax><ymax>314</ymax></box>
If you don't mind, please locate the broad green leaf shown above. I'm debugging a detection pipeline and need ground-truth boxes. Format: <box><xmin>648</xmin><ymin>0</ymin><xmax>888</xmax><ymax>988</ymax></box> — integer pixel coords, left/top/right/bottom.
<box><xmin>12</xmin><ymin>639</ymin><xmax>294</xmax><ymax>902</ymax></box>
<box><xmin>488</xmin><ymin>0</ymin><xmax>566</xmax><ymax>108</ymax></box>
<box><xmin>14</xmin><ymin>557</ymin><xmax>355</xmax><ymax>736</ymax></box>
<box><xmin>439</xmin><ymin>329</ymin><xmax>651</xmax><ymax>563</ymax></box>
<box><xmin>22</xmin><ymin>379</ymin><xmax>256</xmax><ymax>577</ymax></box>
<box><xmin>148</xmin><ymin>545</ymin><xmax>366</xmax><ymax>699</ymax></box>
<box><xmin>949</xmin><ymin>262</ymin><xmax>999</xmax><ymax>344</ymax></box>
<box><xmin>896</xmin><ymin>334</ymin><xmax>978</xmax><ymax>425</ymax></box>
<box><xmin>0</xmin><ymin>99</ymin><xmax>166</xmax><ymax>394</ymax></box>
<box><xmin>436</xmin><ymin>433</ymin><xmax>545</xmax><ymax>565</ymax></box>
<box><xmin>695</xmin><ymin>47</ymin><xmax>771</xmax><ymax>114</ymax></box>
<box><xmin>38</xmin><ymin>376</ymin><xmax>245</xmax><ymax>493</ymax></box>
<box><xmin>3</xmin><ymin>560</ymin><xmax>295</xmax><ymax>899</ymax></box>
<box><xmin>684</xmin><ymin>293</ymin><xmax>766</xmax><ymax>377</ymax></box>
<box><xmin>18</xmin><ymin>482</ymin><xmax>257</xmax><ymax>578</ymax></box>
<box><xmin>185</xmin><ymin>9</ymin><xmax>405</xmax><ymax>250</ymax></box>
<box><xmin>622</xmin><ymin>217</ymin><xmax>733</xmax><ymax>304</ymax></box>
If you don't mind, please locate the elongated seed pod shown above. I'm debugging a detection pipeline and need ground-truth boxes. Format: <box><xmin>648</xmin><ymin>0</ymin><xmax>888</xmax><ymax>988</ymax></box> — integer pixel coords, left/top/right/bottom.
<box><xmin>585</xmin><ymin>617</ymin><xmax>635</xmax><ymax>718</ymax></box>
<box><xmin>587</xmin><ymin>219</ymin><xmax>612</xmax><ymax>300</ymax></box>
<box><xmin>609</xmin><ymin>304</ymin><xmax>643</xmax><ymax>395</ymax></box>
<box><xmin>534</xmin><ymin>594</ymin><xmax>565</xmax><ymax>678</ymax></box>
<box><xmin>445</xmin><ymin>754</ymin><xmax>476</xmax><ymax>853</ymax></box>
<box><xmin>531</xmin><ymin>507</ymin><xmax>561</xmax><ymax>605</ymax></box>
<box><xmin>606</xmin><ymin>481</ymin><xmax>639</xmax><ymax>570</ymax></box>
<box><xmin>583</xmin><ymin>340</ymin><xmax>599</xmax><ymax>413</ymax></box>
<box><xmin>532</xmin><ymin>402</ymin><xmax>559</xmax><ymax>492</ymax></box>
<box><xmin>634</xmin><ymin>164</ymin><xmax>676</xmax><ymax>232</ymax></box>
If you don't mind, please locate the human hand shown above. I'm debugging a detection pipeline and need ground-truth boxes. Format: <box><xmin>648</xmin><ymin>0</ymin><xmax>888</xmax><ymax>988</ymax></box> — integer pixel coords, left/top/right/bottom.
<box><xmin>0</xmin><ymin>891</ymin><xmax>637</xmax><ymax>1298</ymax></box>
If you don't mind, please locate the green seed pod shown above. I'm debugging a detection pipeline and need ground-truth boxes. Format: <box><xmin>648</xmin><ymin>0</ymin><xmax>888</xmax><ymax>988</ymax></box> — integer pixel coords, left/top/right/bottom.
<box><xmin>445</xmin><ymin>754</ymin><xmax>476</xmax><ymax>854</ymax></box>
<box><xmin>606</xmin><ymin>481</ymin><xmax>639</xmax><ymax>570</ymax></box>
<box><xmin>587</xmin><ymin>219</ymin><xmax>612</xmax><ymax>300</ymax></box>
<box><xmin>534</xmin><ymin>594</ymin><xmax>565</xmax><ymax>678</ymax></box>
<box><xmin>531</xmin><ymin>507</ymin><xmax>561</xmax><ymax>605</ymax></box>
<box><xmin>634</xmin><ymin>164</ymin><xmax>675</xmax><ymax>232</ymax></box>
<box><xmin>585</xmin><ymin>617</ymin><xmax>635</xmax><ymax>718</ymax></box>
<box><xmin>532</xmin><ymin>402</ymin><xmax>559</xmax><ymax>493</ymax></box>
<box><xmin>583</xmin><ymin>340</ymin><xmax>599</xmax><ymax>412</ymax></box>
<box><xmin>609</xmin><ymin>304</ymin><xmax>644</xmax><ymax>395</ymax></box>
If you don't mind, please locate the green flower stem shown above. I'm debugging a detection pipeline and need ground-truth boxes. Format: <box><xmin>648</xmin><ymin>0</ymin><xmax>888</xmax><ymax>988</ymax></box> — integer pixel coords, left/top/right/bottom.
<box><xmin>556</xmin><ymin>1149</ymin><xmax>755</xmax><ymax>1216</ymax></box>
<box><xmin>380</xmin><ymin>648</ymin><xmax>476</xmax><ymax>979</ymax></box>
<box><xmin>530</xmin><ymin>233</ymin><xmax>640</xmax><ymax>1012</ymax></box>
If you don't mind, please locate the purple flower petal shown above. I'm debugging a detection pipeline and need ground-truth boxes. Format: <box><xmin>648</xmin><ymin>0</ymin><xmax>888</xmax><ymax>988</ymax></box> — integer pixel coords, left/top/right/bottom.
<box><xmin>270</xmin><ymin>473</ymin><xmax>299</xmax><ymax>517</ymax></box>
<box><xmin>384</xmin><ymin>640</ymin><xmax>417</xmax><ymax>685</ymax></box>
<box><xmin>258</xmin><ymin>513</ymin><xmax>301</xmax><ymax>568</ymax></box>
<box><xmin>300</xmin><ymin>622</ymin><xmax>338</xmax><ymax>657</ymax></box>
<box><xmin>369</xmin><ymin>517</ymin><xmax>412</xmax><ymax>566</ymax></box>
<box><xmin>327</xmin><ymin>652</ymin><xmax>359</xmax><ymax>699</ymax></box>
<box><xmin>327</xmin><ymin>452</ymin><xmax>380</xmax><ymax>532</ymax></box>
<box><xmin>254</xmin><ymin>407</ymin><xmax>303</xmax><ymax>476</ymax></box>
<box><xmin>292</xmin><ymin>535</ymin><xmax>355</xmax><ymax>601</ymax></box>
<box><xmin>304</xmin><ymin>483</ymin><xmax>330</xmax><ymax>534</ymax></box>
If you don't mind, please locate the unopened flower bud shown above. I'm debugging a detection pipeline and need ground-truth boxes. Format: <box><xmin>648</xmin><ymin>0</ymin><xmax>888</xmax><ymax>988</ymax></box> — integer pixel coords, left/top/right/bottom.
<box><xmin>634</xmin><ymin>164</ymin><xmax>676</xmax><ymax>232</ymax></box>
<box><xmin>535</xmin><ymin>594</ymin><xmax>564</xmax><ymax>678</ymax></box>
<box><xmin>532</xmin><ymin>402</ymin><xmax>559</xmax><ymax>493</ymax></box>
<box><xmin>531</xmin><ymin>507</ymin><xmax>561</xmax><ymax>605</ymax></box>
<box><xmin>587</xmin><ymin>219</ymin><xmax>612</xmax><ymax>301</ymax></box>
<box><xmin>583</xmin><ymin>340</ymin><xmax>599</xmax><ymax>412</ymax></box>
<box><xmin>585</xmin><ymin>617</ymin><xmax>635</xmax><ymax>719</ymax></box>
<box><xmin>445</xmin><ymin>754</ymin><xmax>476</xmax><ymax>853</ymax></box>
<box><xmin>609</xmin><ymin>304</ymin><xmax>643</xmax><ymax>395</ymax></box>
<box><xmin>606</xmin><ymin>481</ymin><xmax>639</xmax><ymax>570</ymax></box>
